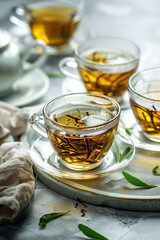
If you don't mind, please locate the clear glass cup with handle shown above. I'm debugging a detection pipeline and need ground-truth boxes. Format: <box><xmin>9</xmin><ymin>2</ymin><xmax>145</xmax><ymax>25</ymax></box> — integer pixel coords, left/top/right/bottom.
<box><xmin>128</xmin><ymin>67</ymin><xmax>160</xmax><ymax>143</ymax></box>
<box><xmin>59</xmin><ymin>36</ymin><xmax>140</xmax><ymax>103</ymax></box>
<box><xmin>10</xmin><ymin>0</ymin><xmax>85</xmax><ymax>54</ymax></box>
<box><xmin>29</xmin><ymin>93</ymin><xmax>121</xmax><ymax>171</ymax></box>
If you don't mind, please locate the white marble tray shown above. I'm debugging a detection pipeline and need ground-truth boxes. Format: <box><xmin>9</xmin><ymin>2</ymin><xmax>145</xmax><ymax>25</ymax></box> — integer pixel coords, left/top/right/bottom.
<box><xmin>21</xmin><ymin>122</ymin><xmax>160</xmax><ymax>211</ymax></box>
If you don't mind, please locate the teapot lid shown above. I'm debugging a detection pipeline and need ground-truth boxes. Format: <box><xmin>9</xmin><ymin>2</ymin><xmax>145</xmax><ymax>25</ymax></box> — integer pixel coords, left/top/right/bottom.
<box><xmin>0</xmin><ymin>29</ymin><xmax>11</xmax><ymax>51</ymax></box>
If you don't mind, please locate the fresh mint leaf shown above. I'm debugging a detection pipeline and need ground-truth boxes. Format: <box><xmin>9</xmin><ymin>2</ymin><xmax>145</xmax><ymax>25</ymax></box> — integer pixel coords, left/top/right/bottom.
<box><xmin>119</xmin><ymin>147</ymin><xmax>131</xmax><ymax>162</ymax></box>
<box><xmin>122</xmin><ymin>171</ymin><xmax>157</xmax><ymax>188</ymax></box>
<box><xmin>114</xmin><ymin>140</ymin><xmax>120</xmax><ymax>162</ymax></box>
<box><xmin>120</xmin><ymin>126</ymin><xmax>133</xmax><ymax>136</ymax></box>
<box><xmin>39</xmin><ymin>210</ymin><xmax>70</xmax><ymax>227</ymax></box>
<box><xmin>114</xmin><ymin>140</ymin><xmax>132</xmax><ymax>162</ymax></box>
<box><xmin>47</xmin><ymin>72</ymin><xmax>62</xmax><ymax>78</ymax></box>
<box><xmin>153</xmin><ymin>165</ymin><xmax>160</xmax><ymax>175</ymax></box>
<box><xmin>124</xmin><ymin>127</ymin><xmax>133</xmax><ymax>136</ymax></box>
<box><xmin>78</xmin><ymin>224</ymin><xmax>109</xmax><ymax>240</ymax></box>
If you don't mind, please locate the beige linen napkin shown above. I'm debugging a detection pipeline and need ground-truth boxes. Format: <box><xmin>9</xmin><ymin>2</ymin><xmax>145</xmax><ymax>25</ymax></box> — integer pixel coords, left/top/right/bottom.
<box><xmin>0</xmin><ymin>102</ymin><xmax>35</xmax><ymax>224</ymax></box>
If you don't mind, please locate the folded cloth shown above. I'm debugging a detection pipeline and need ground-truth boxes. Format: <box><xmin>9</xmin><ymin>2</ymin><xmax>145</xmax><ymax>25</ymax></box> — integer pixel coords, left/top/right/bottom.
<box><xmin>0</xmin><ymin>102</ymin><xmax>35</xmax><ymax>224</ymax></box>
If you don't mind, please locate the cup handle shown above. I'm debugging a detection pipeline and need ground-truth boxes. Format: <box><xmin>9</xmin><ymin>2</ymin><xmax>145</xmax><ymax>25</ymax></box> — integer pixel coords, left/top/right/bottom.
<box><xmin>9</xmin><ymin>6</ymin><xmax>29</xmax><ymax>30</ymax></box>
<box><xmin>20</xmin><ymin>40</ymin><xmax>47</xmax><ymax>75</ymax></box>
<box><xmin>58</xmin><ymin>57</ymin><xmax>80</xmax><ymax>80</ymax></box>
<box><xmin>29</xmin><ymin>112</ymin><xmax>48</xmax><ymax>139</ymax></box>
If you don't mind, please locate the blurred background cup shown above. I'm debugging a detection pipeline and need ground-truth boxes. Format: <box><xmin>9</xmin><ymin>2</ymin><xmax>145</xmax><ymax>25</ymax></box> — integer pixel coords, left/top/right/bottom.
<box><xmin>128</xmin><ymin>67</ymin><xmax>160</xmax><ymax>142</ymax></box>
<box><xmin>59</xmin><ymin>36</ymin><xmax>140</xmax><ymax>103</ymax></box>
<box><xmin>29</xmin><ymin>93</ymin><xmax>120</xmax><ymax>171</ymax></box>
<box><xmin>0</xmin><ymin>28</ymin><xmax>47</xmax><ymax>98</ymax></box>
<box><xmin>10</xmin><ymin>0</ymin><xmax>85</xmax><ymax>54</ymax></box>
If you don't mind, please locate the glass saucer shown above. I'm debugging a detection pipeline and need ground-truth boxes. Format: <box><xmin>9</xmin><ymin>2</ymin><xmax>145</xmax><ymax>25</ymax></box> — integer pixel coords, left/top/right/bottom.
<box><xmin>30</xmin><ymin>131</ymin><xmax>135</xmax><ymax>180</ymax></box>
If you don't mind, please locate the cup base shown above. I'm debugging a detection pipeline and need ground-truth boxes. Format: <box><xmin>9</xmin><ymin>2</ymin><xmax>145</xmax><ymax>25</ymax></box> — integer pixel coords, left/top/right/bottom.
<box><xmin>141</xmin><ymin>132</ymin><xmax>160</xmax><ymax>143</ymax></box>
<box><xmin>49</xmin><ymin>153</ymin><xmax>104</xmax><ymax>172</ymax></box>
<box><xmin>30</xmin><ymin>40</ymin><xmax>74</xmax><ymax>56</ymax></box>
<box><xmin>60</xmin><ymin>158</ymin><xmax>103</xmax><ymax>171</ymax></box>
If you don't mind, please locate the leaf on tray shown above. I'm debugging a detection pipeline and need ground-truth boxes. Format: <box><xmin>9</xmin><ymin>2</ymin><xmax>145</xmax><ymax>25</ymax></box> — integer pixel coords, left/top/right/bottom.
<box><xmin>39</xmin><ymin>210</ymin><xmax>70</xmax><ymax>227</ymax></box>
<box><xmin>153</xmin><ymin>165</ymin><xmax>160</xmax><ymax>175</ymax></box>
<box><xmin>122</xmin><ymin>171</ymin><xmax>157</xmax><ymax>188</ymax></box>
<box><xmin>78</xmin><ymin>224</ymin><xmax>109</xmax><ymax>240</ymax></box>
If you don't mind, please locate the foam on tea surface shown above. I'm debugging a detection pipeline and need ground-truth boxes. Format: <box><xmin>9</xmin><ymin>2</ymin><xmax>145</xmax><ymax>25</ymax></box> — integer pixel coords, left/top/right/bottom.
<box><xmin>51</xmin><ymin>106</ymin><xmax>114</xmax><ymax>128</ymax></box>
<box><xmin>83</xmin><ymin>50</ymin><xmax>135</xmax><ymax>65</ymax></box>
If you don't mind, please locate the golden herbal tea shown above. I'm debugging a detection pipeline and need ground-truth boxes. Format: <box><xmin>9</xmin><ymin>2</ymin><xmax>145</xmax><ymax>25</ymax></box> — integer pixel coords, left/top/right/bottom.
<box><xmin>130</xmin><ymin>90</ymin><xmax>160</xmax><ymax>138</ymax></box>
<box><xmin>78</xmin><ymin>51</ymin><xmax>137</xmax><ymax>99</ymax></box>
<box><xmin>26</xmin><ymin>2</ymin><xmax>80</xmax><ymax>46</ymax></box>
<box><xmin>46</xmin><ymin>106</ymin><xmax>118</xmax><ymax>168</ymax></box>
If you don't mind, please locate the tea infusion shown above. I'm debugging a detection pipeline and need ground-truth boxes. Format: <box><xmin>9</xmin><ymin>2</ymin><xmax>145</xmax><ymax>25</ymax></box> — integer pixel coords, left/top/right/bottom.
<box><xmin>47</xmin><ymin>106</ymin><xmax>118</xmax><ymax>169</ymax></box>
<box><xmin>79</xmin><ymin>51</ymin><xmax>137</xmax><ymax>99</ymax></box>
<box><xmin>27</xmin><ymin>2</ymin><xmax>80</xmax><ymax>46</ymax></box>
<box><xmin>130</xmin><ymin>88</ymin><xmax>160</xmax><ymax>138</ymax></box>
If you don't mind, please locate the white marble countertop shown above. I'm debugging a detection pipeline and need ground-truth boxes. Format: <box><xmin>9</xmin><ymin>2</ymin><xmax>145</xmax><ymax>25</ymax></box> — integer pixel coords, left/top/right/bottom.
<box><xmin>1</xmin><ymin>0</ymin><xmax>160</xmax><ymax>239</ymax></box>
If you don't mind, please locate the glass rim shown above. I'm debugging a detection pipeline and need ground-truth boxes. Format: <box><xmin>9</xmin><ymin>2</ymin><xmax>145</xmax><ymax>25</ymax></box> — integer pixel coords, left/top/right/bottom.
<box><xmin>74</xmin><ymin>36</ymin><xmax>141</xmax><ymax>68</ymax></box>
<box><xmin>43</xmin><ymin>92</ymin><xmax>121</xmax><ymax>130</ymax></box>
<box><xmin>25</xmin><ymin>0</ymin><xmax>85</xmax><ymax>10</ymax></box>
<box><xmin>128</xmin><ymin>67</ymin><xmax>160</xmax><ymax>102</ymax></box>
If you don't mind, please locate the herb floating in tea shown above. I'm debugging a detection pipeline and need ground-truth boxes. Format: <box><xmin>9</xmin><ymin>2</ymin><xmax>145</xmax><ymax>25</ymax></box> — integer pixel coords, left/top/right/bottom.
<box><xmin>122</xmin><ymin>171</ymin><xmax>157</xmax><ymax>188</ymax></box>
<box><xmin>78</xmin><ymin>224</ymin><xmax>109</xmax><ymax>240</ymax></box>
<box><xmin>153</xmin><ymin>165</ymin><xmax>160</xmax><ymax>175</ymax></box>
<box><xmin>49</xmin><ymin>107</ymin><xmax>117</xmax><ymax>168</ymax></box>
<box><xmin>39</xmin><ymin>210</ymin><xmax>70</xmax><ymax>227</ymax></box>
<box><xmin>114</xmin><ymin>140</ymin><xmax>132</xmax><ymax>162</ymax></box>
<box><xmin>79</xmin><ymin>50</ymin><xmax>137</xmax><ymax>98</ymax></box>
<box><xmin>130</xmin><ymin>99</ymin><xmax>160</xmax><ymax>138</ymax></box>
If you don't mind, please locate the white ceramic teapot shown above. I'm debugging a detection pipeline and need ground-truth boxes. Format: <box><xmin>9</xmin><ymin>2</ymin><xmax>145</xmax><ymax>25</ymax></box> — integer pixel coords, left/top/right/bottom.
<box><xmin>0</xmin><ymin>28</ymin><xmax>47</xmax><ymax>98</ymax></box>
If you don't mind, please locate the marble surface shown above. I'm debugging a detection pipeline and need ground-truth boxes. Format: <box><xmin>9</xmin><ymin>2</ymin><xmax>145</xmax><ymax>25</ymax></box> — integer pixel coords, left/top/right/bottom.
<box><xmin>1</xmin><ymin>0</ymin><xmax>160</xmax><ymax>239</ymax></box>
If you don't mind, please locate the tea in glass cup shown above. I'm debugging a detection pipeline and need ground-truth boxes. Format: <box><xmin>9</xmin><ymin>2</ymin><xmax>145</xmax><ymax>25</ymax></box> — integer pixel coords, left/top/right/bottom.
<box><xmin>59</xmin><ymin>37</ymin><xmax>140</xmax><ymax>102</ymax></box>
<box><xmin>30</xmin><ymin>93</ymin><xmax>120</xmax><ymax>171</ymax></box>
<box><xmin>10</xmin><ymin>0</ymin><xmax>85</xmax><ymax>53</ymax></box>
<box><xmin>128</xmin><ymin>68</ymin><xmax>160</xmax><ymax>142</ymax></box>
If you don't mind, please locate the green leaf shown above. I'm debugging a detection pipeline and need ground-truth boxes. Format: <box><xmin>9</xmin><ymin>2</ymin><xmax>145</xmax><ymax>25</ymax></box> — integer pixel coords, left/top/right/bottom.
<box><xmin>122</xmin><ymin>171</ymin><xmax>157</xmax><ymax>188</ymax></box>
<box><xmin>119</xmin><ymin>147</ymin><xmax>131</xmax><ymax>162</ymax></box>
<box><xmin>39</xmin><ymin>210</ymin><xmax>70</xmax><ymax>227</ymax></box>
<box><xmin>47</xmin><ymin>72</ymin><xmax>62</xmax><ymax>78</ymax></box>
<box><xmin>114</xmin><ymin>140</ymin><xmax>120</xmax><ymax>162</ymax></box>
<box><xmin>78</xmin><ymin>224</ymin><xmax>109</xmax><ymax>240</ymax></box>
<box><xmin>153</xmin><ymin>165</ymin><xmax>160</xmax><ymax>175</ymax></box>
<box><xmin>120</xmin><ymin>126</ymin><xmax>133</xmax><ymax>136</ymax></box>
<box><xmin>114</xmin><ymin>140</ymin><xmax>132</xmax><ymax>162</ymax></box>
<box><xmin>124</xmin><ymin>127</ymin><xmax>133</xmax><ymax>136</ymax></box>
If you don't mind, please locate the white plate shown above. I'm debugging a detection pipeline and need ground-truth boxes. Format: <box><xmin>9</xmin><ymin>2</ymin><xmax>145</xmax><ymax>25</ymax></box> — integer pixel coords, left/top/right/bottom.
<box><xmin>2</xmin><ymin>68</ymin><xmax>49</xmax><ymax>107</ymax></box>
<box><xmin>29</xmin><ymin>132</ymin><xmax>135</xmax><ymax>180</ymax></box>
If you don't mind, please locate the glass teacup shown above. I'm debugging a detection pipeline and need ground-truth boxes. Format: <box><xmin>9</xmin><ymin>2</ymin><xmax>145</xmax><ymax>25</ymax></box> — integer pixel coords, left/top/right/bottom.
<box><xmin>10</xmin><ymin>0</ymin><xmax>85</xmax><ymax>54</ymax></box>
<box><xmin>128</xmin><ymin>67</ymin><xmax>160</xmax><ymax>142</ymax></box>
<box><xmin>59</xmin><ymin>36</ymin><xmax>140</xmax><ymax>102</ymax></box>
<box><xmin>30</xmin><ymin>93</ymin><xmax>120</xmax><ymax>171</ymax></box>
